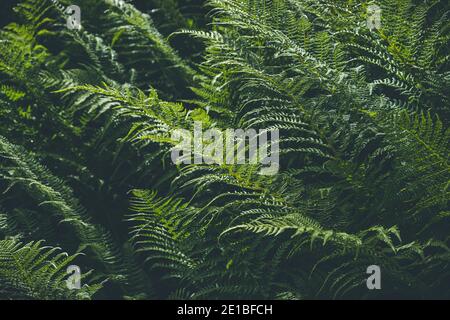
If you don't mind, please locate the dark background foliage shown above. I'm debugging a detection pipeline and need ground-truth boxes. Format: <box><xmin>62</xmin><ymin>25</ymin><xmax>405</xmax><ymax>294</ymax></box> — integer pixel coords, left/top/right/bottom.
<box><xmin>0</xmin><ymin>0</ymin><xmax>448</xmax><ymax>300</ymax></box>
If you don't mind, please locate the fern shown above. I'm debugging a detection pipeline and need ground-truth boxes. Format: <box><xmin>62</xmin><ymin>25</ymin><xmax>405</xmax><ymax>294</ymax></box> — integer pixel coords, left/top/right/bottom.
<box><xmin>0</xmin><ymin>0</ymin><xmax>448</xmax><ymax>300</ymax></box>
<box><xmin>0</xmin><ymin>240</ymin><xmax>101</xmax><ymax>299</ymax></box>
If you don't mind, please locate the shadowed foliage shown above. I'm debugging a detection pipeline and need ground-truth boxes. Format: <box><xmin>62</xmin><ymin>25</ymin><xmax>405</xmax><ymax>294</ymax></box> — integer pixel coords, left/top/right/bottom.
<box><xmin>0</xmin><ymin>0</ymin><xmax>448</xmax><ymax>299</ymax></box>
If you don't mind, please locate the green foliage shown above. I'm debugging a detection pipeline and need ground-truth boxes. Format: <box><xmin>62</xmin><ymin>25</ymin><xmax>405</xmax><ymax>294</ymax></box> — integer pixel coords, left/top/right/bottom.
<box><xmin>0</xmin><ymin>0</ymin><xmax>448</xmax><ymax>299</ymax></box>
<box><xmin>0</xmin><ymin>240</ymin><xmax>101</xmax><ymax>299</ymax></box>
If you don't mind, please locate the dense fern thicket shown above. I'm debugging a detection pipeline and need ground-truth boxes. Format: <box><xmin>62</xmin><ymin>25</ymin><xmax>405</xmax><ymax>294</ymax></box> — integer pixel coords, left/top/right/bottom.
<box><xmin>0</xmin><ymin>0</ymin><xmax>448</xmax><ymax>300</ymax></box>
